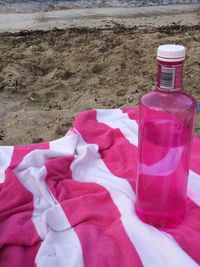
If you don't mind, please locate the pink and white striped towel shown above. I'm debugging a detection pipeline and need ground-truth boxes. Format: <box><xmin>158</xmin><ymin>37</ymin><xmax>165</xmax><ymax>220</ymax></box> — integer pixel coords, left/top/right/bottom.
<box><xmin>1</xmin><ymin>107</ymin><xmax>200</xmax><ymax>267</ymax></box>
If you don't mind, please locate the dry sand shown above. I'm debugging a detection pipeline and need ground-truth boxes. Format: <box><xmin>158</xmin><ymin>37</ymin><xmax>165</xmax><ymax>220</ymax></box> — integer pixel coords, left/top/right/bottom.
<box><xmin>0</xmin><ymin>6</ymin><xmax>199</xmax><ymax>145</ymax></box>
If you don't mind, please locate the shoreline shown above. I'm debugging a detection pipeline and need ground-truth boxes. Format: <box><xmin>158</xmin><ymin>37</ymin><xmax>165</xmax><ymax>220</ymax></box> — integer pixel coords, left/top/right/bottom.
<box><xmin>0</xmin><ymin>4</ymin><xmax>199</xmax><ymax>33</ymax></box>
<box><xmin>0</xmin><ymin>2</ymin><xmax>199</xmax><ymax>14</ymax></box>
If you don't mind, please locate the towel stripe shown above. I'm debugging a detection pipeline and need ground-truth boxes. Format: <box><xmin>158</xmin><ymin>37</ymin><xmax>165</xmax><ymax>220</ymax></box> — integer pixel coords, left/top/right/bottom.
<box><xmin>188</xmin><ymin>170</ymin><xmax>200</xmax><ymax>205</ymax></box>
<box><xmin>191</xmin><ymin>137</ymin><xmax>200</xmax><ymax>175</ymax></box>
<box><xmin>0</xmin><ymin>146</ymin><xmax>14</xmax><ymax>183</ymax></box>
<box><xmin>0</xmin><ymin>144</ymin><xmax>49</xmax><ymax>267</ymax></box>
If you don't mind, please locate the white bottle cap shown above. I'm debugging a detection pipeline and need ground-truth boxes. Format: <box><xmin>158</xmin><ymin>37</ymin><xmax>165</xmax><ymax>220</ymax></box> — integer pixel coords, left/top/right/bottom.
<box><xmin>157</xmin><ymin>44</ymin><xmax>185</xmax><ymax>62</ymax></box>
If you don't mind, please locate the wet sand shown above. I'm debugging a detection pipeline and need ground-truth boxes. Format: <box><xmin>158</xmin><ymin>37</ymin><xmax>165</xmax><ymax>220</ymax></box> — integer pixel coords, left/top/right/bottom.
<box><xmin>0</xmin><ymin>6</ymin><xmax>199</xmax><ymax>145</ymax></box>
<box><xmin>0</xmin><ymin>5</ymin><xmax>199</xmax><ymax>32</ymax></box>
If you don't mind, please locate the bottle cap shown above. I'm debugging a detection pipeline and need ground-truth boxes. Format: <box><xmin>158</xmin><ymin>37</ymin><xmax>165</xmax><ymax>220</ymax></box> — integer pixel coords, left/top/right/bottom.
<box><xmin>157</xmin><ymin>44</ymin><xmax>185</xmax><ymax>62</ymax></box>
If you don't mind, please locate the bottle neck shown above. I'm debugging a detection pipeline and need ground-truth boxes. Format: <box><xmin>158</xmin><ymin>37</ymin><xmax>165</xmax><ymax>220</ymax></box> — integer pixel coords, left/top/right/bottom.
<box><xmin>156</xmin><ymin>59</ymin><xmax>184</xmax><ymax>92</ymax></box>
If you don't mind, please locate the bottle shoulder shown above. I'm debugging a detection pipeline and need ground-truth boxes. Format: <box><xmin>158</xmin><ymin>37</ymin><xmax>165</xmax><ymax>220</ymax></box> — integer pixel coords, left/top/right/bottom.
<box><xmin>140</xmin><ymin>89</ymin><xmax>196</xmax><ymax>112</ymax></box>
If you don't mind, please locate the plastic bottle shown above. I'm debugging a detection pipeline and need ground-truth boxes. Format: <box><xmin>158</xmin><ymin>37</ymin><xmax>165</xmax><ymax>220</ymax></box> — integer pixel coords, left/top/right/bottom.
<box><xmin>135</xmin><ymin>45</ymin><xmax>196</xmax><ymax>228</ymax></box>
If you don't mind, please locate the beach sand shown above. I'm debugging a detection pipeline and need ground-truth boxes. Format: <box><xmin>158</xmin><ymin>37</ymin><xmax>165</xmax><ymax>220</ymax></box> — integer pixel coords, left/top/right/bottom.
<box><xmin>0</xmin><ymin>6</ymin><xmax>199</xmax><ymax>145</ymax></box>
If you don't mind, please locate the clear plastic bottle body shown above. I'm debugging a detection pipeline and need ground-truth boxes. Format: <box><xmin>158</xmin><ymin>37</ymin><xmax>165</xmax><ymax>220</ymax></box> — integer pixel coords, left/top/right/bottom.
<box><xmin>136</xmin><ymin>67</ymin><xmax>196</xmax><ymax>228</ymax></box>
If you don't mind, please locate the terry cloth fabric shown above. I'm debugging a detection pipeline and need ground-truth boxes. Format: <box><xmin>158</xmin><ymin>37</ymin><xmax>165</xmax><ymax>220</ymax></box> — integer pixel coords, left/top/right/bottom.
<box><xmin>0</xmin><ymin>107</ymin><xmax>200</xmax><ymax>267</ymax></box>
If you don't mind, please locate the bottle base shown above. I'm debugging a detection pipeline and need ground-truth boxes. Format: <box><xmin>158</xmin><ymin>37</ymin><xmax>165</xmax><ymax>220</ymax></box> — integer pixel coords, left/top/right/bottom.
<box><xmin>135</xmin><ymin>204</ymin><xmax>185</xmax><ymax>230</ymax></box>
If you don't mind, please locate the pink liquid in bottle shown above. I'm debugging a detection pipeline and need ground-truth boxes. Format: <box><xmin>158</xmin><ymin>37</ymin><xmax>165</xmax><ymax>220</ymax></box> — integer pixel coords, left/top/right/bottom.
<box><xmin>135</xmin><ymin>45</ymin><xmax>196</xmax><ymax>228</ymax></box>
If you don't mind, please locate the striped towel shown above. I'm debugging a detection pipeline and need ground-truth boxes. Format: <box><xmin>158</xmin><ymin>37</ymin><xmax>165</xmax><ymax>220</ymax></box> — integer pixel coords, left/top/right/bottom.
<box><xmin>0</xmin><ymin>107</ymin><xmax>200</xmax><ymax>267</ymax></box>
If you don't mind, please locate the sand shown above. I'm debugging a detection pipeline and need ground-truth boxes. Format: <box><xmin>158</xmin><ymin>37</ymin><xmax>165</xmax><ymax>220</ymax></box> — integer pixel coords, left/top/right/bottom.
<box><xmin>0</xmin><ymin>6</ymin><xmax>199</xmax><ymax>145</ymax></box>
